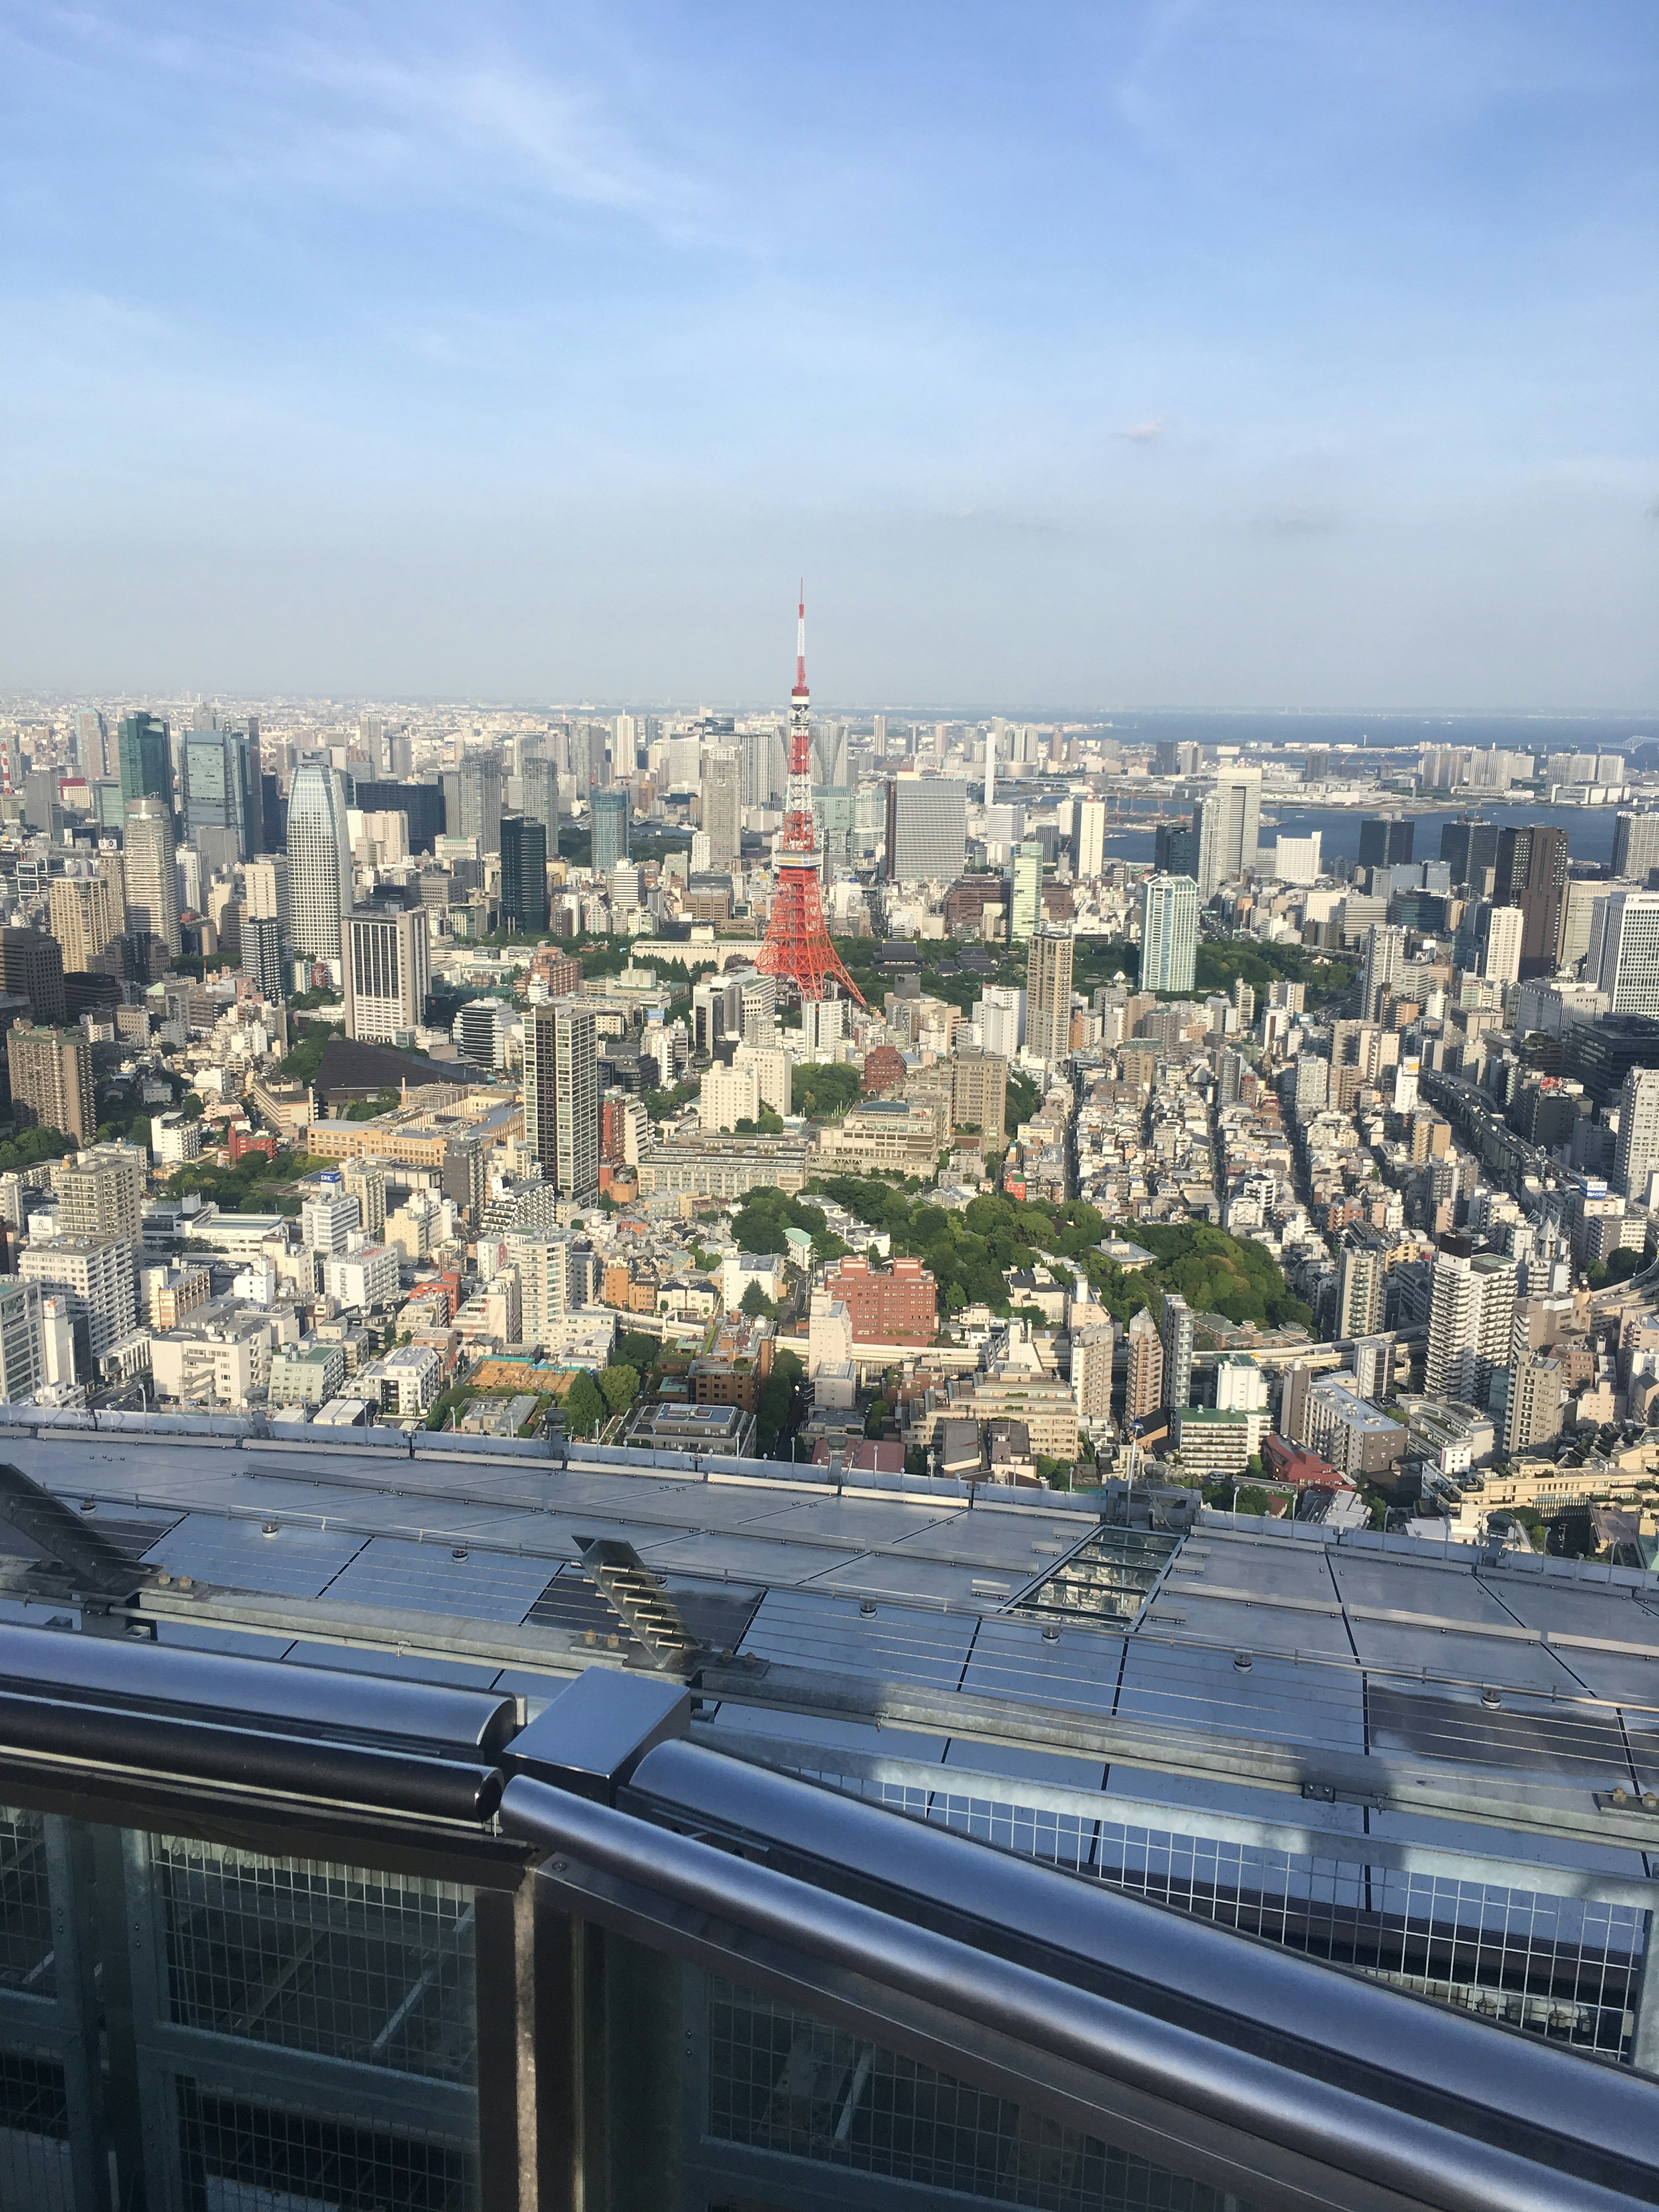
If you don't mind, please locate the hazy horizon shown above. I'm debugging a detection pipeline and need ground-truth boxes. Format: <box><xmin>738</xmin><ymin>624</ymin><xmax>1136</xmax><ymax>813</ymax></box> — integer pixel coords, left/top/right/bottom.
<box><xmin>3</xmin><ymin>0</ymin><xmax>1654</xmax><ymax>708</ymax></box>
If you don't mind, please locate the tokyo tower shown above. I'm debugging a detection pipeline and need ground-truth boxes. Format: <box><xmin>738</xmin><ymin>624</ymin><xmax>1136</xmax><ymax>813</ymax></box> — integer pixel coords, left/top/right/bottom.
<box><xmin>756</xmin><ymin>590</ymin><xmax>867</xmax><ymax>1008</ymax></box>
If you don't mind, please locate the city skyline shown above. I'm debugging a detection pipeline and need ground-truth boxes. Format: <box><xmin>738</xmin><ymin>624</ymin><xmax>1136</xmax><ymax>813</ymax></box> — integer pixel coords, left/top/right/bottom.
<box><xmin>1</xmin><ymin>0</ymin><xmax>1653</xmax><ymax>708</ymax></box>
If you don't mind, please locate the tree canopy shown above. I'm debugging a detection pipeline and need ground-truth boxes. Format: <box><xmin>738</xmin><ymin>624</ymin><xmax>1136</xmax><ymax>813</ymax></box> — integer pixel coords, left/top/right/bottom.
<box><xmin>731</xmin><ymin>1187</ymin><xmax>847</xmax><ymax>1260</ymax></box>
<box><xmin>788</xmin><ymin>1062</ymin><xmax>864</xmax><ymax>1121</ymax></box>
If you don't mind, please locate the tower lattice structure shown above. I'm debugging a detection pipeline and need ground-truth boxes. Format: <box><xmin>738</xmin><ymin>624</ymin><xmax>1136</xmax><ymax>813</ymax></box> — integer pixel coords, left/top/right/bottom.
<box><xmin>756</xmin><ymin>592</ymin><xmax>866</xmax><ymax>1008</ymax></box>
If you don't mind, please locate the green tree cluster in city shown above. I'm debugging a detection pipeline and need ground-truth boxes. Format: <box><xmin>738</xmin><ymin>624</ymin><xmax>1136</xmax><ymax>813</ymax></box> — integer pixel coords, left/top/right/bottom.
<box><xmin>788</xmin><ymin>1062</ymin><xmax>864</xmax><ymax>1121</ymax></box>
<box><xmin>731</xmin><ymin>1186</ymin><xmax>848</xmax><ymax>1261</ymax></box>
<box><xmin>756</xmin><ymin>1348</ymin><xmax>805</xmax><ymax>1454</ymax></box>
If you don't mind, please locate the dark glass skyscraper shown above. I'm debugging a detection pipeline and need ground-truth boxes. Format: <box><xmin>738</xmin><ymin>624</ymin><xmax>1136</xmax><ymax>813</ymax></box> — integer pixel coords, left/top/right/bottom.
<box><xmin>1154</xmin><ymin>820</ymin><xmax>1196</xmax><ymax>874</ymax></box>
<box><xmin>1496</xmin><ymin>823</ymin><xmax>1569</xmax><ymax>979</ymax></box>
<box><xmin>1440</xmin><ymin>817</ymin><xmax>1500</xmax><ymax>890</ymax></box>
<box><xmin>352</xmin><ymin>780</ymin><xmax>444</xmax><ymax>853</ymax></box>
<box><xmin>1358</xmin><ymin>815</ymin><xmax>1414</xmax><ymax>868</ymax></box>
<box><xmin>182</xmin><ymin>725</ymin><xmax>259</xmax><ymax>869</ymax></box>
<box><xmin>499</xmin><ymin>815</ymin><xmax>549</xmax><ymax>935</ymax></box>
<box><xmin>591</xmin><ymin>788</ymin><xmax>628</xmax><ymax>876</ymax></box>
<box><xmin>117</xmin><ymin>713</ymin><xmax>171</xmax><ymax>809</ymax></box>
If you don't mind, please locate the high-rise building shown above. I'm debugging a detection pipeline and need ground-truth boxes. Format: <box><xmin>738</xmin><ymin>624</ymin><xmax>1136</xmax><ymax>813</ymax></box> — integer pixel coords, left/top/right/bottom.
<box><xmin>8</xmin><ymin>1025</ymin><xmax>92</xmax><ymax>1142</ymax></box>
<box><xmin>700</xmin><ymin>749</ymin><xmax>742</xmax><ymax>873</ymax></box>
<box><xmin>1439</xmin><ymin>817</ymin><xmax>1500</xmax><ymax>892</ymax></box>
<box><xmin>244</xmin><ymin>856</ymin><xmax>292</xmax><ymax>950</ymax></box>
<box><xmin>344</xmin><ymin>907</ymin><xmax>430</xmax><ymax>1043</ymax></box>
<box><xmin>1154</xmin><ymin>821</ymin><xmax>1196</xmax><ymax>875</ymax></box>
<box><xmin>116</xmin><ymin>713</ymin><xmax>171</xmax><ymax>809</ymax></box>
<box><xmin>123</xmin><ymin>798</ymin><xmax>181</xmax><ymax>959</ymax></box>
<box><xmin>19</xmin><ymin>1235</ymin><xmax>135</xmax><ymax>1363</ymax></box>
<box><xmin>1024</xmin><ymin>930</ymin><xmax>1075</xmax><ymax>1064</ymax></box>
<box><xmin>1587</xmin><ymin>891</ymin><xmax>1659</xmax><ymax>1018</ymax></box>
<box><xmin>181</xmin><ymin>722</ymin><xmax>260</xmax><ymax>871</ymax></box>
<box><xmin>1359</xmin><ymin>924</ymin><xmax>1405</xmax><ymax>1022</ymax></box>
<box><xmin>0</xmin><ymin>930</ymin><xmax>67</xmax><ymax>1025</ymax></box>
<box><xmin>1475</xmin><ymin>903</ymin><xmax>1523</xmax><ymax>986</ymax></box>
<box><xmin>1614</xmin><ymin>1065</ymin><xmax>1659</xmax><ymax>1201</ymax></box>
<box><xmin>48</xmin><ymin>868</ymin><xmax>125</xmax><ymax>978</ymax></box>
<box><xmin>1338</xmin><ymin>1246</ymin><xmax>1386</xmax><ymax>1338</ymax></box>
<box><xmin>55</xmin><ymin>1144</ymin><xmax>146</xmax><ymax>1251</ymax></box>
<box><xmin>884</xmin><ymin>777</ymin><xmax>968</xmax><ymax>885</ymax></box>
<box><xmin>523</xmin><ymin>999</ymin><xmax>599</xmax><ymax>1201</ymax></box>
<box><xmin>499</xmin><ymin>815</ymin><xmax>549</xmax><ymax>935</ymax></box>
<box><xmin>1192</xmin><ymin>773</ymin><xmax>1261</xmax><ymax>895</ymax></box>
<box><xmin>1358</xmin><ymin>816</ymin><xmax>1414</xmax><ymax>870</ymax></box>
<box><xmin>504</xmin><ymin>1229</ymin><xmax>573</xmax><ymax>1348</ymax></box>
<box><xmin>591</xmin><ymin>789</ymin><xmax>628</xmax><ymax>878</ymax></box>
<box><xmin>456</xmin><ymin>753</ymin><xmax>503</xmax><ymax>855</ymax></box>
<box><xmin>1010</xmin><ymin>841</ymin><xmax>1044</xmax><ymax>941</ymax></box>
<box><xmin>1495</xmin><ymin>824</ymin><xmax>1569</xmax><ymax>979</ymax></box>
<box><xmin>1160</xmin><ymin>1293</ymin><xmax>1193</xmax><ymax>1414</ymax></box>
<box><xmin>244</xmin><ymin>915</ymin><xmax>286</xmax><ymax>1002</ymax></box>
<box><xmin>1611</xmin><ymin>813</ymin><xmax>1659</xmax><ymax>888</ymax></box>
<box><xmin>453</xmin><ymin>999</ymin><xmax>509</xmax><ymax>1070</ymax></box>
<box><xmin>350</xmin><ymin>781</ymin><xmax>444</xmax><ymax>855</ymax></box>
<box><xmin>521</xmin><ymin>757</ymin><xmax>559</xmax><ymax>855</ymax></box>
<box><xmin>1074</xmin><ymin>801</ymin><xmax>1106</xmax><ymax>880</ymax></box>
<box><xmin>74</xmin><ymin>709</ymin><xmax>110</xmax><ymax>781</ymax></box>
<box><xmin>0</xmin><ymin>1276</ymin><xmax>45</xmax><ymax>1403</ymax></box>
<box><xmin>286</xmin><ymin>762</ymin><xmax>353</xmax><ymax>969</ymax></box>
<box><xmin>1140</xmin><ymin>875</ymin><xmax>1198</xmax><ymax>995</ymax></box>
<box><xmin>1504</xmin><ymin>1351</ymin><xmax>1564</xmax><ymax>1459</ymax></box>
<box><xmin>1124</xmin><ymin>1306</ymin><xmax>1164</xmax><ymax>1421</ymax></box>
<box><xmin>1425</xmin><ymin>1240</ymin><xmax>1517</xmax><ymax>1407</ymax></box>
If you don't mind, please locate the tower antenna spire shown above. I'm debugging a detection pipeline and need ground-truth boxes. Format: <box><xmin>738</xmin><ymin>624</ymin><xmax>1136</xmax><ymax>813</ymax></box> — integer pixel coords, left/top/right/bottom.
<box><xmin>795</xmin><ymin>581</ymin><xmax>807</xmax><ymax>698</ymax></box>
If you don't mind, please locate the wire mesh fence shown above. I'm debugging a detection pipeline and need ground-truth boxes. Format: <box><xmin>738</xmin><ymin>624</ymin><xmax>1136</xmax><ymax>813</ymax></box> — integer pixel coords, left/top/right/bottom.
<box><xmin>153</xmin><ymin>1839</ymin><xmax>479</xmax><ymax>2084</ymax></box>
<box><xmin>707</xmin><ymin>1978</ymin><xmax>1239</xmax><ymax>2212</ymax></box>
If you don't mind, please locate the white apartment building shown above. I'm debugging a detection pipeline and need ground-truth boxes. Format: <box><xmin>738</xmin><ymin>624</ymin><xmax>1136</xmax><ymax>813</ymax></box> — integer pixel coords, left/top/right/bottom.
<box><xmin>1616</xmin><ymin>1065</ymin><xmax>1659</xmax><ymax>1204</ymax></box>
<box><xmin>0</xmin><ymin>1278</ymin><xmax>44</xmax><ymax>1403</ymax></box>
<box><xmin>699</xmin><ymin>1065</ymin><xmax>761</xmax><ymax>1133</ymax></box>
<box><xmin>1425</xmin><ymin>1244</ymin><xmax>1517</xmax><ymax>1408</ymax></box>
<box><xmin>301</xmin><ymin>1186</ymin><xmax>361</xmax><ymax>1255</ymax></box>
<box><xmin>732</xmin><ymin>1043</ymin><xmax>791</xmax><ymax>1116</ymax></box>
<box><xmin>361</xmin><ymin>1343</ymin><xmax>442</xmax><ymax>1418</ymax></box>
<box><xmin>322</xmin><ymin>1244</ymin><xmax>400</xmax><ymax>1312</ymax></box>
<box><xmin>344</xmin><ymin>906</ymin><xmax>431</xmax><ymax>1043</ymax></box>
<box><xmin>504</xmin><ymin>1230</ymin><xmax>572</xmax><ymax>1348</ymax></box>
<box><xmin>19</xmin><ymin>1237</ymin><xmax>135</xmax><ymax>1362</ymax></box>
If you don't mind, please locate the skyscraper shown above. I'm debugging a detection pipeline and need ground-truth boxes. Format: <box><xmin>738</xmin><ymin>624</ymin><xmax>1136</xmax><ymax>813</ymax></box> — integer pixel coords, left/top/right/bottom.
<box><xmin>48</xmin><ymin>868</ymin><xmax>125</xmax><ymax>978</ymax></box>
<box><xmin>884</xmin><ymin>776</ymin><xmax>968</xmax><ymax>885</ymax></box>
<box><xmin>1425</xmin><ymin>1240</ymin><xmax>1517</xmax><ymax>1407</ymax></box>
<box><xmin>1124</xmin><ymin>1306</ymin><xmax>1164</xmax><ymax>1421</ymax></box>
<box><xmin>0</xmin><ymin>932</ymin><xmax>67</xmax><ymax>1025</ymax></box>
<box><xmin>181</xmin><ymin>722</ymin><xmax>260</xmax><ymax>871</ymax></box>
<box><xmin>1612</xmin><ymin>813</ymin><xmax>1659</xmax><ymax>887</ymax></box>
<box><xmin>1475</xmin><ymin>902</ymin><xmax>1523</xmax><ymax>985</ymax></box>
<box><xmin>1010</xmin><ymin>841</ymin><xmax>1044</xmax><ymax>941</ymax></box>
<box><xmin>1439</xmin><ymin>817</ymin><xmax>1500</xmax><ymax>892</ymax></box>
<box><xmin>1588</xmin><ymin>891</ymin><xmax>1659</xmax><ymax>1017</ymax></box>
<box><xmin>117</xmin><ymin>713</ymin><xmax>171</xmax><ymax>809</ymax></box>
<box><xmin>456</xmin><ymin>753</ymin><xmax>503</xmax><ymax>855</ymax></box>
<box><xmin>1495</xmin><ymin>823</ymin><xmax>1569</xmax><ymax>979</ymax></box>
<box><xmin>591</xmin><ymin>789</ymin><xmax>628</xmax><ymax>877</ymax></box>
<box><xmin>122</xmin><ymin>799</ymin><xmax>181</xmax><ymax>958</ymax></box>
<box><xmin>344</xmin><ymin>908</ymin><xmax>431</xmax><ymax>1042</ymax></box>
<box><xmin>1024</xmin><ymin>929</ymin><xmax>1075</xmax><ymax>1063</ymax></box>
<box><xmin>499</xmin><ymin>815</ymin><xmax>550</xmax><ymax>935</ymax></box>
<box><xmin>700</xmin><ymin>748</ymin><xmax>742</xmax><ymax>872</ymax></box>
<box><xmin>8</xmin><ymin>1024</ymin><xmax>94</xmax><ymax>1142</ymax></box>
<box><xmin>1160</xmin><ymin>1292</ymin><xmax>1193</xmax><ymax>1414</ymax></box>
<box><xmin>1358</xmin><ymin>816</ymin><xmax>1414</xmax><ymax>869</ymax></box>
<box><xmin>1139</xmin><ymin>875</ymin><xmax>1198</xmax><ymax>994</ymax></box>
<box><xmin>244</xmin><ymin>915</ymin><xmax>286</xmax><ymax>1002</ymax></box>
<box><xmin>1154</xmin><ymin>820</ymin><xmax>1196</xmax><ymax>875</ymax></box>
<box><xmin>1614</xmin><ymin>1065</ymin><xmax>1659</xmax><ymax>1201</ymax></box>
<box><xmin>1359</xmin><ymin>923</ymin><xmax>1405</xmax><ymax>1022</ymax></box>
<box><xmin>523</xmin><ymin>999</ymin><xmax>599</xmax><ymax>1200</ymax></box>
<box><xmin>1192</xmin><ymin>773</ymin><xmax>1261</xmax><ymax>896</ymax></box>
<box><xmin>286</xmin><ymin>762</ymin><xmax>353</xmax><ymax>969</ymax></box>
<box><xmin>521</xmin><ymin>756</ymin><xmax>559</xmax><ymax>855</ymax></box>
<box><xmin>1073</xmin><ymin>800</ymin><xmax>1106</xmax><ymax>881</ymax></box>
<box><xmin>244</xmin><ymin>856</ymin><xmax>292</xmax><ymax>952</ymax></box>
<box><xmin>75</xmin><ymin>709</ymin><xmax>110</xmax><ymax>780</ymax></box>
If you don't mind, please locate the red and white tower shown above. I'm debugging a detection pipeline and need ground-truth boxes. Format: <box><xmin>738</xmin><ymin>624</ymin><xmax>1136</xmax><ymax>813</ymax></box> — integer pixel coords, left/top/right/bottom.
<box><xmin>756</xmin><ymin>589</ymin><xmax>866</xmax><ymax>1007</ymax></box>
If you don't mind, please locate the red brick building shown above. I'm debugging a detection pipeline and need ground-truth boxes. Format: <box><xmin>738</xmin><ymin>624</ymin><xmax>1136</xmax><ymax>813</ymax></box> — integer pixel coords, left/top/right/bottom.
<box><xmin>823</xmin><ymin>1255</ymin><xmax>937</xmax><ymax>1344</ymax></box>
<box><xmin>861</xmin><ymin>1046</ymin><xmax>906</xmax><ymax>1096</ymax></box>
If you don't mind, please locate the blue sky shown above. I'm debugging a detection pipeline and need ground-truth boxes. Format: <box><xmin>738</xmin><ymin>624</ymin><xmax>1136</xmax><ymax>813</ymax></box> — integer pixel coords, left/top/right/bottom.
<box><xmin>1</xmin><ymin>0</ymin><xmax>1654</xmax><ymax>707</ymax></box>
